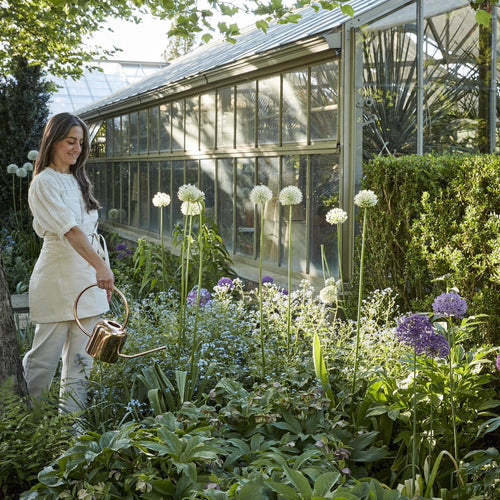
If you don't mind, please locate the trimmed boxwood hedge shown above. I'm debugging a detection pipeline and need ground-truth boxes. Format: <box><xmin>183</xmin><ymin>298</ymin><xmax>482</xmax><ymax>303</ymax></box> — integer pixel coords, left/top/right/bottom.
<box><xmin>356</xmin><ymin>153</ymin><xmax>499</xmax><ymax>343</ymax></box>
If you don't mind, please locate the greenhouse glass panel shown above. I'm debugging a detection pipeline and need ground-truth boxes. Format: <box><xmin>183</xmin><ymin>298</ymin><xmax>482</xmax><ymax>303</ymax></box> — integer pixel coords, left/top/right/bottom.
<box><xmin>200</xmin><ymin>159</ymin><xmax>215</xmax><ymax>219</ymax></box>
<box><xmin>257</xmin><ymin>156</ymin><xmax>279</xmax><ymax>264</ymax></box>
<box><xmin>172</xmin><ymin>100</ymin><xmax>185</xmax><ymax>151</ymax></box>
<box><xmin>113</xmin><ymin>117</ymin><xmax>121</xmax><ymax>155</ymax></box>
<box><xmin>121</xmin><ymin>114</ymin><xmax>130</xmax><ymax>155</ymax></box>
<box><xmin>149</xmin><ymin>106</ymin><xmax>159</xmax><ymax>153</ymax></box>
<box><xmin>423</xmin><ymin>2</ymin><xmax>493</xmax><ymax>153</ymax></box>
<box><xmin>160</xmin><ymin>160</ymin><xmax>172</xmax><ymax>233</ymax></box>
<box><xmin>257</xmin><ymin>76</ymin><xmax>280</xmax><ymax>145</ymax></box>
<box><xmin>280</xmin><ymin>156</ymin><xmax>307</xmax><ymax>272</ymax></box>
<box><xmin>282</xmin><ymin>69</ymin><xmax>308</xmax><ymax>144</ymax></box>
<box><xmin>235</xmin><ymin>157</ymin><xmax>255</xmax><ymax>257</ymax></box>
<box><xmin>160</xmin><ymin>103</ymin><xmax>171</xmax><ymax>152</ymax></box>
<box><xmin>310</xmin><ymin>62</ymin><xmax>339</xmax><ymax>142</ymax></box>
<box><xmin>309</xmin><ymin>154</ymin><xmax>340</xmax><ymax>276</ymax></box>
<box><xmin>139</xmin><ymin>109</ymin><xmax>148</xmax><ymax>154</ymax></box>
<box><xmin>172</xmin><ymin>160</ymin><xmax>184</xmax><ymax>227</ymax></box>
<box><xmin>217</xmin><ymin>86</ymin><xmax>235</xmax><ymax>148</ymax></box>
<box><xmin>200</xmin><ymin>92</ymin><xmax>216</xmax><ymax>150</ymax></box>
<box><xmin>149</xmin><ymin>161</ymin><xmax>160</xmax><ymax>234</ymax></box>
<box><xmin>185</xmin><ymin>96</ymin><xmax>199</xmax><ymax>151</ymax></box>
<box><xmin>129</xmin><ymin>112</ymin><xmax>138</xmax><ymax>155</ymax></box>
<box><xmin>139</xmin><ymin>161</ymin><xmax>149</xmax><ymax>231</ymax></box>
<box><xmin>105</xmin><ymin>119</ymin><xmax>113</xmax><ymax>156</ymax></box>
<box><xmin>236</xmin><ymin>81</ymin><xmax>256</xmax><ymax>146</ymax></box>
<box><xmin>217</xmin><ymin>158</ymin><xmax>234</xmax><ymax>252</ymax></box>
<box><xmin>119</xmin><ymin>162</ymin><xmax>130</xmax><ymax>225</ymax></box>
<box><xmin>362</xmin><ymin>4</ymin><xmax>418</xmax><ymax>157</ymax></box>
<box><xmin>130</xmin><ymin>162</ymin><xmax>140</xmax><ymax>228</ymax></box>
<box><xmin>186</xmin><ymin>159</ymin><xmax>198</xmax><ymax>187</ymax></box>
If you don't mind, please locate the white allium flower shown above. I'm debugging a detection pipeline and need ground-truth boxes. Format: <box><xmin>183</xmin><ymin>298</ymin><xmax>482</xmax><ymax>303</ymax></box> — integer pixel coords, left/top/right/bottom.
<box><xmin>178</xmin><ymin>183</ymin><xmax>204</xmax><ymax>202</ymax></box>
<box><xmin>108</xmin><ymin>208</ymin><xmax>119</xmax><ymax>219</ymax></box>
<box><xmin>152</xmin><ymin>192</ymin><xmax>171</xmax><ymax>207</ymax></box>
<box><xmin>27</xmin><ymin>150</ymin><xmax>38</xmax><ymax>161</ymax></box>
<box><xmin>23</xmin><ymin>161</ymin><xmax>33</xmax><ymax>171</ymax></box>
<box><xmin>7</xmin><ymin>163</ymin><xmax>18</xmax><ymax>174</ymax></box>
<box><xmin>16</xmin><ymin>166</ymin><xmax>27</xmax><ymax>178</ymax></box>
<box><xmin>249</xmin><ymin>185</ymin><xmax>273</xmax><ymax>204</ymax></box>
<box><xmin>354</xmin><ymin>189</ymin><xmax>378</xmax><ymax>208</ymax></box>
<box><xmin>326</xmin><ymin>208</ymin><xmax>348</xmax><ymax>225</ymax></box>
<box><xmin>279</xmin><ymin>185</ymin><xmax>303</xmax><ymax>206</ymax></box>
<box><xmin>319</xmin><ymin>284</ymin><xmax>338</xmax><ymax>304</ymax></box>
<box><xmin>181</xmin><ymin>200</ymin><xmax>203</xmax><ymax>216</ymax></box>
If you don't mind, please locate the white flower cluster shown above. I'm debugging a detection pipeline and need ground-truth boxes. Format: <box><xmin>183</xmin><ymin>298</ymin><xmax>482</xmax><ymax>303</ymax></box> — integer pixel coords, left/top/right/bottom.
<box><xmin>7</xmin><ymin>163</ymin><xmax>18</xmax><ymax>174</ymax></box>
<box><xmin>319</xmin><ymin>283</ymin><xmax>339</xmax><ymax>305</ymax></box>
<box><xmin>152</xmin><ymin>192</ymin><xmax>171</xmax><ymax>207</ymax></box>
<box><xmin>249</xmin><ymin>185</ymin><xmax>273</xmax><ymax>204</ymax></box>
<box><xmin>326</xmin><ymin>208</ymin><xmax>348</xmax><ymax>225</ymax></box>
<box><xmin>354</xmin><ymin>189</ymin><xmax>378</xmax><ymax>208</ymax></box>
<box><xmin>178</xmin><ymin>183</ymin><xmax>204</xmax><ymax>203</ymax></box>
<box><xmin>16</xmin><ymin>166</ymin><xmax>27</xmax><ymax>178</ymax></box>
<box><xmin>181</xmin><ymin>200</ymin><xmax>203</xmax><ymax>216</ymax></box>
<box><xmin>279</xmin><ymin>185</ymin><xmax>303</xmax><ymax>206</ymax></box>
<box><xmin>27</xmin><ymin>150</ymin><xmax>39</xmax><ymax>161</ymax></box>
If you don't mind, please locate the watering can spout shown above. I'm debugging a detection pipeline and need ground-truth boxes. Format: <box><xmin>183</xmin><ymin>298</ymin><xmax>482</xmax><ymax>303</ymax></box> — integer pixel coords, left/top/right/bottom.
<box><xmin>74</xmin><ymin>284</ymin><xmax>167</xmax><ymax>363</ymax></box>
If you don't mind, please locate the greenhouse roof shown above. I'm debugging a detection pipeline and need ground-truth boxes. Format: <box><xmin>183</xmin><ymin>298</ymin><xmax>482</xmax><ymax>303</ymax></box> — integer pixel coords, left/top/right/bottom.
<box><xmin>77</xmin><ymin>0</ymin><xmax>388</xmax><ymax>117</ymax></box>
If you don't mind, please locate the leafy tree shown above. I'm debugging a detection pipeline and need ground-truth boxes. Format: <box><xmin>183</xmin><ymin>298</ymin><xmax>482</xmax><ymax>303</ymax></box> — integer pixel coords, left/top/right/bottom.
<box><xmin>0</xmin><ymin>57</ymin><xmax>52</xmax><ymax>216</ymax></box>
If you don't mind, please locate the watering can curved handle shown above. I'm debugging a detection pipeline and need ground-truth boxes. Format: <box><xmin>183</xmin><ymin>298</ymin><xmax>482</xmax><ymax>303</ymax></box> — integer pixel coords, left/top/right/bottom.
<box><xmin>74</xmin><ymin>284</ymin><xmax>129</xmax><ymax>337</ymax></box>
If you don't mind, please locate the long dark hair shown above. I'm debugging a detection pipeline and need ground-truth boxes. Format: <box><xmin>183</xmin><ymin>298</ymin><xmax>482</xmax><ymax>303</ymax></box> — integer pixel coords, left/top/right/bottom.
<box><xmin>34</xmin><ymin>112</ymin><xmax>100</xmax><ymax>211</ymax></box>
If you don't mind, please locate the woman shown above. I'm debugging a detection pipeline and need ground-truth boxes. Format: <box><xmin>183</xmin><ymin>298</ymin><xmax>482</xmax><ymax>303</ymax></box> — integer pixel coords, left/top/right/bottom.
<box><xmin>23</xmin><ymin>112</ymin><xmax>114</xmax><ymax>414</ymax></box>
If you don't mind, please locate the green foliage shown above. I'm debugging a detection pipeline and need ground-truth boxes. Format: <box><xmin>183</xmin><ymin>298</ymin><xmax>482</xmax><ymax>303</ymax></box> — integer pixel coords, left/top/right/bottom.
<box><xmin>0</xmin><ymin>56</ymin><xmax>51</xmax><ymax>216</ymax></box>
<box><xmin>172</xmin><ymin>214</ymin><xmax>235</xmax><ymax>292</ymax></box>
<box><xmin>359</xmin><ymin>153</ymin><xmax>500</xmax><ymax>342</ymax></box>
<box><xmin>0</xmin><ymin>382</ymin><xmax>75</xmax><ymax>499</ymax></box>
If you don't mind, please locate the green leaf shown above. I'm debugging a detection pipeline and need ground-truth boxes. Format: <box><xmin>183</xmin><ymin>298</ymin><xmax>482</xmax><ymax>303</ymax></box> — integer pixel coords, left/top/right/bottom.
<box><xmin>284</xmin><ymin>466</ymin><xmax>312</xmax><ymax>500</ymax></box>
<box><xmin>312</xmin><ymin>471</ymin><xmax>341</xmax><ymax>496</ymax></box>
<box><xmin>475</xmin><ymin>9</ymin><xmax>491</xmax><ymax>26</ymax></box>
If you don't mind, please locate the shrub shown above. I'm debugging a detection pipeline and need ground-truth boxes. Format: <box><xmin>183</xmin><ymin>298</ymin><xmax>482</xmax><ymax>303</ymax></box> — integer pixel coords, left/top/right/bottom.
<box><xmin>0</xmin><ymin>383</ymin><xmax>75</xmax><ymax>498</ymax></box>
<box><xmin>359</xmin><ymin>154</ymin><xmax>500</xmax><ymax>342</ymax></box>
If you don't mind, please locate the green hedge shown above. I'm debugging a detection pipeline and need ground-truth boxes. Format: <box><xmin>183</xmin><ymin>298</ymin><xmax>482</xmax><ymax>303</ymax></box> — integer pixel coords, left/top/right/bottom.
<box><xmin>359</xmin><ymin>153</ymin><xmax>500</xmax><ymax>343</ymax></box>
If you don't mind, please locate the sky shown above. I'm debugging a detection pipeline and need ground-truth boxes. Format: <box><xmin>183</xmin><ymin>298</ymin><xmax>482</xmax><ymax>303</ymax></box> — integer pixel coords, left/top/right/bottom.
<box><xmin>89</xmin><ymin>8</ymin><xmax>261</xmax><ymax>62</ymax></box>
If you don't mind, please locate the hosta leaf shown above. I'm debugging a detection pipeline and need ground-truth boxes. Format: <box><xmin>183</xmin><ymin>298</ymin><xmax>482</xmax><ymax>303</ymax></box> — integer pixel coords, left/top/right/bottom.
<box><xmin>284</xmin><ymin>465</ymin><xmax>312</xmax><ymax>500</ymax></box>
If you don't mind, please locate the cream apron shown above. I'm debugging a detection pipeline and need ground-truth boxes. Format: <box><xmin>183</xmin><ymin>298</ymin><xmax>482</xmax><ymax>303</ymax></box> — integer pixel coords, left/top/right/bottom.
<box><xmin>28</xmin><ymin>168</ymin><xmax>108</xmax><ymax>323</ymax></box>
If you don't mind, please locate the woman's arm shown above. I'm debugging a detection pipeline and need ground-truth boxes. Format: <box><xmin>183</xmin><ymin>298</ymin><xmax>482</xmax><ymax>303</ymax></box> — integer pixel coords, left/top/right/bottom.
<box><xmin>65</xmin><ymin>226</ymin><xmax>114</xmax><ymax>298</ymax></box>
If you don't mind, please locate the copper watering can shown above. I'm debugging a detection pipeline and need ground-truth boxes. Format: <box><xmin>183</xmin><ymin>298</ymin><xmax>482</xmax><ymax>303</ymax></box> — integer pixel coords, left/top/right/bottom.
<box><xmin>74</xmin><ymin>284</ymin><xmax>167</xmax><ymax>363</ymax></box>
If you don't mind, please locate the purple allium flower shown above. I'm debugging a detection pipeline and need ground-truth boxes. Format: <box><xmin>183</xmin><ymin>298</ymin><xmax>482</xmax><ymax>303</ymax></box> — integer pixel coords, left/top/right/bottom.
<box><xmin>186</xmin><ymin>287</ymin><xmax>211</xmax><ymax>307</ymax></box>
<box><xmin>396</xmin><ymin>313</ymin><xmax>450</xmax><ymax>358</ymax></box>
<box><xmin>116</xmin><ymin>242</ymin><xmax>127</xmax><ymax>251</ymax></box>
<box><xmin>432</xmin><ymin>292</ymin><xmax>467</xmax><ymax>319</ymax></box>
<box><xmin>496</xmin><ymin>354</ymin><xmax>500</xmax><ymax>372</ymax></box>
<box><xmin>262</xmin><ymin>275</ymin><xmax>274</xmax><ymax>284</ymax></box>
<box><xmin>281</xmin><ymin>288</ymin><xmax>288</xmax><ymax>295</ymax></box>
<box><xmin>217</xmin><ymin>277</ymin><xmax>234</xmax><ymax>288</ymax></box>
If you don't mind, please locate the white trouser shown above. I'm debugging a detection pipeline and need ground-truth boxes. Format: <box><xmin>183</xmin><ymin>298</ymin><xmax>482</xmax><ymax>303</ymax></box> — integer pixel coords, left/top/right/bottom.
<box><xmin>22</xmin><ymin>316</ymin><xmax>97</xmax><ymax>414</ymax></box>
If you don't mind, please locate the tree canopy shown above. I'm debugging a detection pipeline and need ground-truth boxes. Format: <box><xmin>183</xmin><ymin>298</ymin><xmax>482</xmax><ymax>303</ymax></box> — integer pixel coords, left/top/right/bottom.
<box><xmin>0</xmin><ymin>0</ymin><xmax>497</xmax><ymax>79</ymax></box>
<box><xmin>0</xmin><ymin>0</ymin><xmax>356</xmax><ymax>78</ymax></box>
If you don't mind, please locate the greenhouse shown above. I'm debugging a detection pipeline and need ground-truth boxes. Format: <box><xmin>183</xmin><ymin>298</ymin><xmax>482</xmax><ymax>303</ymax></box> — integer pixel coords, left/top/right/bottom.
<box><xmin>78</xmin><ymin>0</ymin><xmax>500</xmax><ymax>286</ymax></box>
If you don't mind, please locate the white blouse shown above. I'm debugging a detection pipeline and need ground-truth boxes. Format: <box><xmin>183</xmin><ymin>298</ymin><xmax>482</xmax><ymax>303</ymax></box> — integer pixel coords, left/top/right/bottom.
<box><xmin>28</xmin><ymin>168</ymin><xmax>109</xmax><ymax>323</ymax></box>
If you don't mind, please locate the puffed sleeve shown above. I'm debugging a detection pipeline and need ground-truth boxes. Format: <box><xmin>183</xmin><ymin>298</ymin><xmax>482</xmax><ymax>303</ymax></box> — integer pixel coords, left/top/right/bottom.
<box><xmin>28</xmin><ymin>173</ymin><xmax>78</xmax><ymax>239</ymax></box>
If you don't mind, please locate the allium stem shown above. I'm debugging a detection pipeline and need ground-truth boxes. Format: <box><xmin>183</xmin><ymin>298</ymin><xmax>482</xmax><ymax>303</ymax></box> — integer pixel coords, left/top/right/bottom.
<box><xmin>337</xmin><ymin>222</ymin><xmax>346</xmax><ymax>305</ymax></box>
<box><xmin>411</xmin><ymin>350</ymin><xmax>417</xmax><ymax>498</ymax></box>
<box><xmin>190</xmin><ymin>210</ymin><xmax>204</xmax><ymax>378</ymax></box>
<box><xmin>160</xmin><ymin>207</ymin><xmax>165</xmax><ymax>291</ymax></box>
<box><xmin>287</xmin><ymin>204</ymin><xmax>292</xmax><ymax>353</ymax></box>
<box><xmin>351</xmin><ymin>207</ymin><xmax>368</xmax><ymax>397</ymax></box>
<box><xmin>177</xmin><ymin>214</ymin><xmax>189</xmax><ymax>361</ymax></box>
<box><xmin>259</xmin><ymin>203</ymin><xmax>266</xmax><ymax>377</ymax></box>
